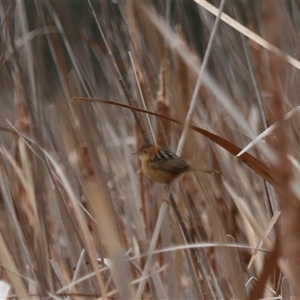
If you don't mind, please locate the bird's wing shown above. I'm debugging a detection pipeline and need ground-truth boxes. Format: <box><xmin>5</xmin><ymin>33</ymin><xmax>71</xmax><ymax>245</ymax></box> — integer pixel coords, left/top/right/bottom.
<box><xmin>150</xmin><ymin>149</ymin><xmax>189</xmax><ymax>173</ymax></box>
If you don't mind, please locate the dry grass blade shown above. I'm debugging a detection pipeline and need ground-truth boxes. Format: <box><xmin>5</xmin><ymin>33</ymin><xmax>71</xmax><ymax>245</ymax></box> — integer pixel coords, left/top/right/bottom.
<box><xmin>137</xmin><ymin>202</ymin><xmax>169</xmax><ymax>297</ymax></box>
<box><xmin>223</xmin><ymin>179</ymin><xmax>297</xmax><ymax>294</ymax></box>
<box><xmin>44</xmin><ymin>152</ymin><xmax>107</xmax><ymax>297</ymax></box>
<box><xmin>0</xmin><ymin>280</ymin><xmax>10</xmax><ymax>299</ymax></box>
<box><xmin>151</xmin><ymin>243</ymin><xmax>268</xmax><ymax>254</ymax></box>
<box><xmin>177</xmin><ymin>0</ymin><xmax>225</xmax><ymax>156</ymax></box>
<box><xmin>84</xmin><ymin>179</ymin><xmax>135</xmax><ymax>299</ymax></box>
<box><xmin>149</xmin><ymin>267</ymin><xmax>168</xmax><ymax>299</ymax></box>
<box><xmin>225</xmin><ymin>235</ymin><xmax>247</xmax><ymax>299</ymax></box>
<box><xmin>87</xmin><ymin>0</ymin><xmax>150</xmax><ymax>145</ymax></box>
<box><xmin>237</xmin><ymin>107</ymin><xmax>300</xmax><ymax>158</ymax></box>
<box><xmin>0</xmin><ymin>233</ymin><xmax>28</xmax><ymax>299</ymax></box>
<box><xmin>248</xmin><ymin>211</ymin><xmax>281</xmax><ymax>270</ymax></box>
<box><xmin>223</xmin><ymin>180</ymin><xmax>273</xmax><ymax>252</ymax></box>
<box><xmin>135</xmin><ymin>2</ymin><xmax>255</xmax><ymax>138</ymax></box>
<box><xmin>0</xmin><ymin>146</ymin><xmax>38</xmax><ymax>221</ymax></box>
<box><xmin>194</xmin><ymin>0</ymin><xmax>300</xmax><ymax>70</ymax></box>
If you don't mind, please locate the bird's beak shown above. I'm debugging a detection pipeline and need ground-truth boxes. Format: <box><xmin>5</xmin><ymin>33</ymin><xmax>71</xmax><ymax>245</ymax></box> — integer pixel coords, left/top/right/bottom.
<box><xmin>132</xmin><ymin>152</ymin><xmax>137</xmax><ymax>155</ymax></box>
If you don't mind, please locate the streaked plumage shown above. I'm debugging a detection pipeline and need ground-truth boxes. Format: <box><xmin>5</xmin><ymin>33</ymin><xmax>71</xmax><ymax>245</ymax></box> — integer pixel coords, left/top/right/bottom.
<box><xmin>137</xmin><ymin>144</ymin><xmax>190</xmax><ymax>184</ymax></box>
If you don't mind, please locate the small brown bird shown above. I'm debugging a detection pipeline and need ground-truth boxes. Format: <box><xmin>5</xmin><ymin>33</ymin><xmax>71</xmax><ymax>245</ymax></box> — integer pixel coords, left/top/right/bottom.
<box><xmin>136</xmin><ymin>144</ymin><xmax>214</xmax><ymax>185</ymax></box>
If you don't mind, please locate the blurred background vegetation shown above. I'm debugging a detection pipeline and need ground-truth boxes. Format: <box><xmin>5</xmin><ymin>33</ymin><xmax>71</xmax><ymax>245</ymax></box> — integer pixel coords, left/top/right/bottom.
<box><xmin>0</xmin><ymin>0</ymin><xmax>300</xmax><ymax>299</ymax></box>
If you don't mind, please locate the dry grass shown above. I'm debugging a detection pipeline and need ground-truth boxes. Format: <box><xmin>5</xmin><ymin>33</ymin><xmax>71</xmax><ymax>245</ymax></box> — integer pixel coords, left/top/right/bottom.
<box><xmin>0</xmin><ymin>1</ymin><xmax>300</xmax><ymax>299</ymax></box>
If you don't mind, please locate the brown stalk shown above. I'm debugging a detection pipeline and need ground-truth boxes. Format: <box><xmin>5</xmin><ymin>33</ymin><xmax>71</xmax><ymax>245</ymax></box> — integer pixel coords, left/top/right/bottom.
<box><xmin>87</xmin><ymin>0</ymin><xmax>150</xmax><ymax>146</ymax></box>
<box><xmin>155</xmin><ymin>60</ymin><xmax>170</xmax><ymax>148</ymax></box>
<box><xmin>250</xmin><ymin>3</ymin><xmax>300</xmax><ymax>299</ymax></box>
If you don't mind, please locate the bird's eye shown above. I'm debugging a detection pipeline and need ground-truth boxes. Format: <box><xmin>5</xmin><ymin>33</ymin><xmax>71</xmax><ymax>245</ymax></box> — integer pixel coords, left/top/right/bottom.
<box><xmin>143</xmin><ymin>150</ymin><xmax>148</xmax><ymax>154</ymax></box>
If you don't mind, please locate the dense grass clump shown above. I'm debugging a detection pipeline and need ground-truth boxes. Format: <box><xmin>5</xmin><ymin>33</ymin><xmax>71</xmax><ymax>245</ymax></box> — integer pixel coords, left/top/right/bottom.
<box><xmin>0</xmin><ymin>1</ymin><xmax>300</xmax><ymax>299</ymax></box>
